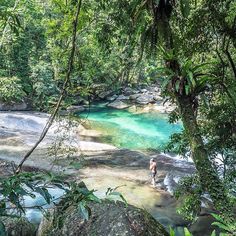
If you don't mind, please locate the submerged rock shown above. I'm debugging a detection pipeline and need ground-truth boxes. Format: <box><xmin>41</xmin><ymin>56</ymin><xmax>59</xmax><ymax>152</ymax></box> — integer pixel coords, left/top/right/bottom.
<box><xmin>38</xmin><ymin>200</ymin><xmax>169</xmax><ymax>236</ymax></box>
<box><xmin>0</xmin><ymin>217</ymin><xmax>36</xmax><ymax>236</ymax></box>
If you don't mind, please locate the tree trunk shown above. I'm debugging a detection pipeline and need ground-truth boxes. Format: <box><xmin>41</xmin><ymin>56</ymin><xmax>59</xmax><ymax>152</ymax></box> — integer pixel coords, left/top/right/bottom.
<box><xmin>177</xmin><ymin>95</ymin><xmax>231</xmax><ymax>214</ymax></box>
<box><xmin>153</xmin><ymin>1</ymin><xmax>232</xmax><ymax>213</ymax></box>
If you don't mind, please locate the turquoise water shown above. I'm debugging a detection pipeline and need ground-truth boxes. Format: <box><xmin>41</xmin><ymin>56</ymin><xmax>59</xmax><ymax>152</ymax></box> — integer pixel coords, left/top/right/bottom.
<box><xmin>79</xmin><ymin>104</ymin><xmax>182</xmax><ymax>150</ymax></box>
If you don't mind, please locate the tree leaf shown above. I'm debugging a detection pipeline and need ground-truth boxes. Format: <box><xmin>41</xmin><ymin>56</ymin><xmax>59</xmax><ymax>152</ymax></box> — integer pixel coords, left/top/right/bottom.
<box><xmin>184</xmin><ymin>227</ymin><xmax>192</xmax><ymax>236</ymax></box>
<box><xmin>180</xmin><ymin>0</ymin><xmax>190</xmax><ymax>18</ymax></box>
<box><xmin>169</xmin><ymin>227</ymin><xmax>175</xmax><ymax>236</ymax></box>
<box><xmin>210</xmin><ymin>230</ymin><xmax>216</xmax><ymax>236</ymax></box>
<box><xmin>212</xmin><ymin>222</ymin><xmax>230</xmax><ymax>232</ymax></box>
<box><xmin>79</xmin><ymin>202</ymin><xmax>89</xmax><ymax>220</ymax></box>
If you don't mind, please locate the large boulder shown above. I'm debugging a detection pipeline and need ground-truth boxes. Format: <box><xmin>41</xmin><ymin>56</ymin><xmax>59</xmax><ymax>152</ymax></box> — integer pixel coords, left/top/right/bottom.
<box><xmin>107</xmin><ymin>100</ymin><xmax>130</xmax><ymax>109</ymax></box>
<box><xmin>122</xmin><ymin>87</ymin><xmax>138</xmax><ymax>96</ymax></box>
<box><xmin>129</xmin><ymin>94</ymin><xmax>141</xmax><ymax>100</ymax></box>
<box><xmin>37</xmin><ymin>200</ymin><xmax>169</xmax><ymax>236</ymax></box>
<box><xmin>106</xmin><ymin>94</ymin><xmax>118</xmax><ymax>101</ymax></box>
<box><xmin>0</xmin><ymin>217</ymin><xmax>36</xmax><ymax>236</ymax></box>
<box><xmin>116</xmin><ymin>95</ymin><xmax>130</xmax><ymax>101</ymax></box>
<box><xmin>136</xmin><ymin>94</ymin><xmax>155</xmax><ymax>105</ymax></box>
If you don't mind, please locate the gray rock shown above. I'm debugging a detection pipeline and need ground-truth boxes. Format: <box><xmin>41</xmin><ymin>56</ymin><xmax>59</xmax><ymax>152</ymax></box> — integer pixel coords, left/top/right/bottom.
<box><xmin>107</xmin><ymin>100</ymin><xmax>130</xmax><ymax>109</ymax></box>
<box><xmin>98</xmin><ymin>91</ymin><xmax>112</xmax><ymax>99</ymax></box>
<box><xmin>123</xmin><ymin>87</ymin><xmax>138</xmax><ymax>96</ymax></box>
<box><xmin>136</xmin><ymin>94</ymin><xmax>155</xmax><ymax>105</ymax></box>
<box><xmin>189</xmin><ymin>215</ymin><xmax>216</xmax><ymax>236</ymax></box>
<box><xmin>0</xmin><ymin>217</ymin><xmax>36</xmax><ymax>236</ymax></box>
<box><xmin>163</xmin><ymin>171</ymin><xmax>192</xmax><ymax>194</ymax></box>
<box><xmin>153</xmin><ymin>95</ymin><xmax>163</xmax><ymax>101</ymax></box>
<box><xmin>0</xmin><ymin>101</ymin><xmax>28</xmax><ymax>111</ymax></box>
<box><xmin>140</xmin><ymin>88</ymin><xmax>148</xmax><ymax>93</ymax></box>
<box><xmin>106</xmin><ymin>94</ymin><xmax>118</xmax><ymax>101</ymax></box>
<box><xmin>129</xmin><ymin>94</ymin><xmax>141</xmax><ymax>100</ymax></box>
<box><xmin>37</xmin><ymin>200</ymin><xmax>169</xmax><ymax>236</ymax></box>
<box><xmin>116</xmin><ymin>95</ymin><xmax>129</xmax><ymax>100</ymax></box>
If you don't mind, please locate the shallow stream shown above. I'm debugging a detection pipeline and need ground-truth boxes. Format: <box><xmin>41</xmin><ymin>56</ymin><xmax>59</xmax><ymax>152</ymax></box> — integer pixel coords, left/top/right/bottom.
<box><xmin>0</xmin><ymin>108</ymin><xmax>192</xmax><ymax>236</ymax></box>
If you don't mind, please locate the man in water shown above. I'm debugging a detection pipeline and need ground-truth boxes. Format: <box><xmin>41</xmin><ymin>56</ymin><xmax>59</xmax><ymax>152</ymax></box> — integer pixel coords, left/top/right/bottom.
<box><xmin>149</xmin><ymin>158</ymin><xmax>157</xmax><ymax>186</ymax></box>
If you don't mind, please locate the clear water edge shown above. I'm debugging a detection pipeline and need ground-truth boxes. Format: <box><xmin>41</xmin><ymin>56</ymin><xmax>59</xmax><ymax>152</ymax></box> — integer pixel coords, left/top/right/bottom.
<box><xmin>79</xmin><ymin>104</ymin><xmax>182</xmax><ymax>150</ymax></box>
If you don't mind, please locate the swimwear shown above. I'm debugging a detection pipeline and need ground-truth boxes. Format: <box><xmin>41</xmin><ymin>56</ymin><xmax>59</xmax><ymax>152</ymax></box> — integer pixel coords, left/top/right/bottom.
<box><xmin>151</xmin><ymin>171</ymin><xmax>156</xmax><ymax>178</ymax></box>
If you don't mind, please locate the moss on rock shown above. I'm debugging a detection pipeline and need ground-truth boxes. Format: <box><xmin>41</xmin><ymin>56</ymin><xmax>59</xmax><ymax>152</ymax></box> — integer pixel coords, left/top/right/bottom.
<box><xmin>38</xmin><ymin>200</ymin><xmax>169</xmax><ymax>236</ymax></box>
<box><xmin>0</xmin><ymin>217</ymin><xmax>36</xmax><ymax>236</ymax></box>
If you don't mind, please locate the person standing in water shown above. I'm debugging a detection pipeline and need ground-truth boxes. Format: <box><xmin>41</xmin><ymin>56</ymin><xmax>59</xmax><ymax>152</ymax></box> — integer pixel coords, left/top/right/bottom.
<box><xmin>149</xmin><ymin>158</ymin><xmax>157</xmax><ymax>186</ymax></box>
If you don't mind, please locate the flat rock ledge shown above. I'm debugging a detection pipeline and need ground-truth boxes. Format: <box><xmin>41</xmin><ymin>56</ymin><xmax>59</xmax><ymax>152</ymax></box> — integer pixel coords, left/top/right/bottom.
<box><xmin>38</xmin><ymin>200</ymin><xmax>169</xmax><ymax>236</ymax></box>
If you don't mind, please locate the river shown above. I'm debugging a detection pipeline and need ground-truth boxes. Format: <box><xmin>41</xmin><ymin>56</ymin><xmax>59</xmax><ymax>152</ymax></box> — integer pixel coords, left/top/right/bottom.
<box><xmin>0</xmin><ymin>109</ymin><xmax>201</xmax><ymax>236</ymax></box>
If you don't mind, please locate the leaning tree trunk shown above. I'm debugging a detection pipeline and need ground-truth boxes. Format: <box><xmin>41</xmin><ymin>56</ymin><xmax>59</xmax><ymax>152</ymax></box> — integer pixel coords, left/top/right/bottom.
<box><xmin>155</xmin><ymin>1</ymin><xmax>232</xmax><ymax>213</ymax></box>
<box><xmin>176</xmin><ymin>94</ymin><xmax>231</xmax><ymax>214</ymax></box>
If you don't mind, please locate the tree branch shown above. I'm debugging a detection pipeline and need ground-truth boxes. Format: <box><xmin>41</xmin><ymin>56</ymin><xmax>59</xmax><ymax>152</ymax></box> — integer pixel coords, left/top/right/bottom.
<box><xmin>16</xmin><ymin>0</ymin><xmax>83</xmax><ymax>174</ymax></box>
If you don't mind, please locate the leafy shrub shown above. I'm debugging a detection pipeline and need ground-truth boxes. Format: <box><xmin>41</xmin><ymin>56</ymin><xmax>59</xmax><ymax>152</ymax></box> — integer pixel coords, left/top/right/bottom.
<box><xmin>174</xmin><ymin>175</ymin><xmax>202</xmax><ymax>221</ymax></box>
<box><xmin>0</xmin><ymin>77</ymin><xmax>26</xmax><ymax>103</ymax></box>
<box><xmin>211</xmin><ymin>213</ymin><xmax>236</xmax><ymax>235</ymax></box>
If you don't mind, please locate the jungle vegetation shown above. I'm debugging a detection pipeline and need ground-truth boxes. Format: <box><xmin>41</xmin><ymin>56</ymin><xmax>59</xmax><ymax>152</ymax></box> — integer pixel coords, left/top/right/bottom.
<box><xmin>0</xmin><ymin>0</ymin><xmax>235</xmax><ymax>235</ymax></box>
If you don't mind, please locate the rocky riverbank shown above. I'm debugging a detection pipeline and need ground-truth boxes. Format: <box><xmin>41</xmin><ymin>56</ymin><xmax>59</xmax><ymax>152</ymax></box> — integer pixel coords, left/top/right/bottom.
<box><xmin>62</xmin><ymin>84</ymin><xmax>176</xmax><ymax>115</ymax></box>
<box><xmin>0</xmin><ymin>83</ymin><xmax>176</xmax><ymax>115</ymax></box>
<box><xmin>0</xmin><ymin>111</ymin><xmax>216</xmax><ymax>236</ymax></box>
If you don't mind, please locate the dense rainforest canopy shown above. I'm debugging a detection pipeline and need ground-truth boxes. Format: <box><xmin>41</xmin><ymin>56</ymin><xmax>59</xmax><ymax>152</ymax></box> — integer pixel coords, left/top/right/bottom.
<box><xmin>0</xmin><ymin>0</ymin><xmax>236</xmax><ymax>235</ymax></box>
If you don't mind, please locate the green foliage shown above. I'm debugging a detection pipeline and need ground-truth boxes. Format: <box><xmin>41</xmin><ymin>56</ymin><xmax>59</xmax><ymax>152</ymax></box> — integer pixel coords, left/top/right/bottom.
<box><xmin>169</xmin><ymin>227</ymin><xmax>193</xmax><ymax>236</ymax></box>
<box><xmin>0</xmin><ymin>77</ymin><xmax>26</xmax><ymax>102</ymax></box>
<box><xmin>30</xmin><ymin>60</ymin><xmax>57</xmax><ymax>109</ymax></box>
<box><xmin>165</xmin><ymin>131</ymin><xmax>190</xmax><ymax>158</ymax></box>
<box><xmin>52</xmin><ymin>181</ymin><xmax>101</xmax><ymax>229</ymax></box>
<box><xmin>105</xmin><ymin>186</ymin><xmax>127</xmax><ymax>205</ymax></box>
<box><xmin>0</xmin><ymin>172</ymin><xmax>67</xmax><ymax>215</ymax></box>
<box><xmin>211</xmin><ymin>213</ymin><xmax>236</xmax><ymax>235</ymax></box>
<box><xmin>174</xmin><ymin>175</ymin><xmax>202</xmax><ymax>221</ymax></box>
<box><xmin>0</xmin><ymin>172</ymin><xmax>103</xmax><ymax>232</ymax></box>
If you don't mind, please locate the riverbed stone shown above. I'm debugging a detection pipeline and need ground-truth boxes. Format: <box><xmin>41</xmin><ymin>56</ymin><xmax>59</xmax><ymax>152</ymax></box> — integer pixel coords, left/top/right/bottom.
<box><xmin>37</xmin><ymin>200</ymin><xmax>169</xmax><ymax>236</ymax></box>
<box><xmin>129</xmin><ymin>94</ymin><xmax>141</xmax><ymax>100</ymax></box>
<box><xmin>136</xmin><ymin>94</ymin><xmax>155</xmax><ymax>105</ymax></box>
<box><xmin>153</xmin><ymin>95</ymin><xmax>163</xmax><ymax>101</ymax></box>
<box><xmin>106</xmin><ymin>94</ymin><xmax>118</xmax><ymax>101</ymax></box>
<box><xmin>123</xmin><ymin>87</ymin><xmax>138</xmax><ymax>96</ymax></box>
<box><xmin>140</xmin><ymin>88</ymin><xmax>148</xmax><ymax>93</ymax></box>
<box><xmin>107</xmin><ymin>100</ymin><xmax>130</xmax><ymax>109</ymax></box>
<box><xmin>116</xmin><ymin>94</ymin><xmax>130</xmax><ymax>100</ymax></box>
<box><xmin>0</xmin><ymin>217</ymin><xmax>36</xmax><ymax>236</ymax></box>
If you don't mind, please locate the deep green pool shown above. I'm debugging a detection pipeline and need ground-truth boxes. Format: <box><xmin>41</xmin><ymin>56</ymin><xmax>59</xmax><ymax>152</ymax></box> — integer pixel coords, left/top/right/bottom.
<box><xmin>79</xmin><ymin>104</ymin><xmax>182</xmax><ymax>150</ymax></box>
